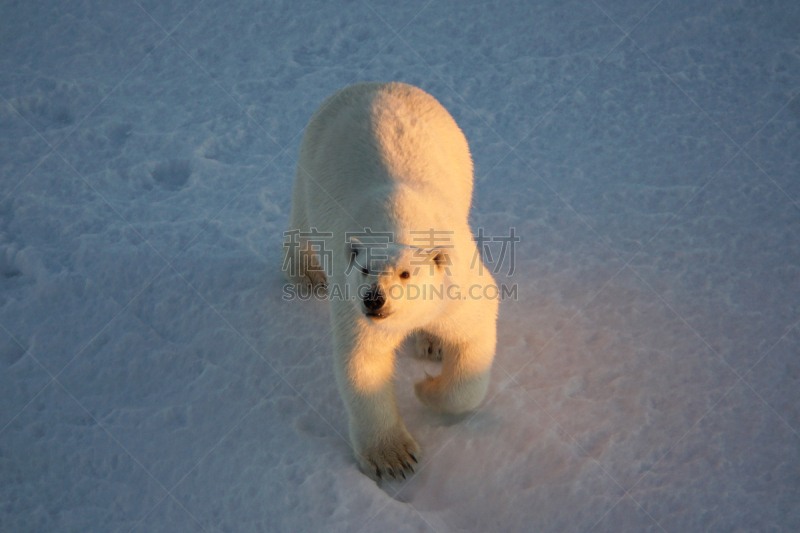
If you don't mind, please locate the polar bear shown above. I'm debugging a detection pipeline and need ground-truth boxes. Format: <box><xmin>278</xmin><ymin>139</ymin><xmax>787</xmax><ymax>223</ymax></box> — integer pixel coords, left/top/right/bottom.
<box><xmin>283</xmin><ymin>82</ymin><xmax>498</xmax><ymax>480</ymax></box>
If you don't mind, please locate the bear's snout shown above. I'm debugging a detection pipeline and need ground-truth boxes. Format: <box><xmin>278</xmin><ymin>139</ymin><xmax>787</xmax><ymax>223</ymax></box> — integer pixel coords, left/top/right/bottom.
<box><xmin>363</xmin><ymin>285</ymin><xmax>387</xmax><ymax>314</ymax></box>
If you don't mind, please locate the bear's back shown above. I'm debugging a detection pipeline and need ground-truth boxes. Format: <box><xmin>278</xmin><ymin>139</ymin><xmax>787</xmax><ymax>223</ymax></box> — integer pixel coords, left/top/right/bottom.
<box><xmin>302</xmin><ymin>82</ymin><xmax>473</xmax><ymax>206</ymax></box>
<box><xmin>297</xmin><ymin>82</ymin><xmax>475</xmax><ymax>248</ymax></box>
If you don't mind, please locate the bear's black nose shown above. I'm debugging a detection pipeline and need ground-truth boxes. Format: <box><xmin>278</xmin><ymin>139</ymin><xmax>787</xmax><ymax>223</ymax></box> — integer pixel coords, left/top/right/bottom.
<box><xmin>363</xmin><ymin>286</ymin><xmax>386</xmax><ymax>311</ymax></box>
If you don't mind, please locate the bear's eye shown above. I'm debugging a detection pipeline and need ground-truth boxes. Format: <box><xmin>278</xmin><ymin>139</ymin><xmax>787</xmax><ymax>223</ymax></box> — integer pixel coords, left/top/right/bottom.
<box><xmin>360</xmin><ymin>267</ymin><xmax>369</xmax><ymax>276</ymax></box>
<box><xmin>400</xmin><ymin>271</ymin><xmax>410</xmax><ymax>279</ymax></box>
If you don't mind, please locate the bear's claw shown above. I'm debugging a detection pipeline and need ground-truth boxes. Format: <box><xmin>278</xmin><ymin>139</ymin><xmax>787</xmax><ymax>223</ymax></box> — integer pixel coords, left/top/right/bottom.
<box><xmin>359</xmin><ymin>428</ymin><xmax>421</xmax><ymax>482</ymax></box>
<box><xmin>415</xmin><ymin>332</ymin><xmax>444</xmax><ymax>362</ymax></box>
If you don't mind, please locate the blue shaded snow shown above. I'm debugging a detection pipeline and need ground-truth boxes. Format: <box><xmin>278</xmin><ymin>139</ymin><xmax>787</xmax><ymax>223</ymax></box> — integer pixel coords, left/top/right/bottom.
<box><xmin>1</xmin><ymin>1</ymin><xmax>799</xmax><ymax>531</ymax></box>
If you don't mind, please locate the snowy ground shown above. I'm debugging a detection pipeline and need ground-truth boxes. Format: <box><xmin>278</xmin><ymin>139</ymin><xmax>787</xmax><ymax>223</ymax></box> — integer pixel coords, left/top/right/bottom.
<box><xmin>1</xmin><ymin>0</ymin><xmax>799</xmax><ymax>531</ymax></box>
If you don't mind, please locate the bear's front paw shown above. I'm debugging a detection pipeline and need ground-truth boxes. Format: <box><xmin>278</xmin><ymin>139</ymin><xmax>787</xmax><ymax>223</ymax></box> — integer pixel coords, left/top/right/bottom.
<box><xmin>357</xmin><ymin>428</ymin><xmax>420</xmax><ymax>481</ymax></box>
<box><xmin>414</xmin><ymin>332</ymin><xmax>443</xmax><ymax>361</ymax></box>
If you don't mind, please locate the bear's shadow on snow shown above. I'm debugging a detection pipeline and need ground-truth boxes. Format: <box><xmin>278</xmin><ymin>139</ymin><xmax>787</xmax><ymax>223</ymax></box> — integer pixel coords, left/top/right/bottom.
<box><xmin>417</xmin><ymin>405</ymin><xmax>497</xmax><ymax>430</ymax></box>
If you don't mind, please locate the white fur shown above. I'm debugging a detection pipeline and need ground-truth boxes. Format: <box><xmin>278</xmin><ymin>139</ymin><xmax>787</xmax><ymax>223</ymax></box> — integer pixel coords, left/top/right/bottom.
<box><xmin>284</xmin><ymin>82</ymin><xmax>498</xmax><ymax>479</ymax></box>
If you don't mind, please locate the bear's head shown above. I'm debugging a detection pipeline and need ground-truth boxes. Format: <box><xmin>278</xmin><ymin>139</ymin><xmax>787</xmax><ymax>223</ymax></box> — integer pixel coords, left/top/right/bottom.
<box><xmin>345</xmin><ymin>238</ymin><xmax>452</xmax><ymax>332</ymax></box>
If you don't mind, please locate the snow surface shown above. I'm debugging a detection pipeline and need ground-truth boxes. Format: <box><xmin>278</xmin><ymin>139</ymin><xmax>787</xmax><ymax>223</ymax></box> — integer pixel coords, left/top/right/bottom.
<box><xmin>1</xmin><ymin>0</ymin><xmax>799</xmax><ymax>531</ymax></box>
